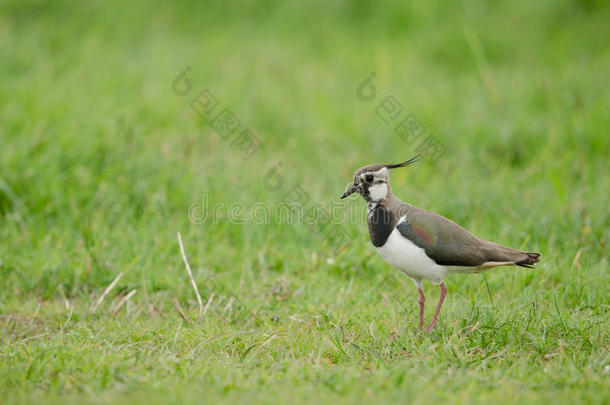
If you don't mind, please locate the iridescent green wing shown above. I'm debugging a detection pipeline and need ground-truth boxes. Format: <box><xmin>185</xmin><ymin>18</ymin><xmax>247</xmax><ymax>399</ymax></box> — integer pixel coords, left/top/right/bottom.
<box><xmin>397</xmin><ymin>207</ymin><xmax>488</xmax><ymax>266</ymax></box>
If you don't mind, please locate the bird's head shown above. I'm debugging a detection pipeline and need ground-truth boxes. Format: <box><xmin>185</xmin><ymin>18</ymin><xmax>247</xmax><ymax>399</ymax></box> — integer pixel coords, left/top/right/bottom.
<box><xmin>341</xmin><ymin>156</ymin><xmax>420</xmax><ymax>202</ymax></box>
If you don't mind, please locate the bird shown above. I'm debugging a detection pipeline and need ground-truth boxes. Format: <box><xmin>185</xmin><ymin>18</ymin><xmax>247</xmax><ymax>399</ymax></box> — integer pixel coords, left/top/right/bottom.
<box><xmin>341</xmin><ymin>156</ymin><xmax>541</xmax><ymax>331</ymax></box>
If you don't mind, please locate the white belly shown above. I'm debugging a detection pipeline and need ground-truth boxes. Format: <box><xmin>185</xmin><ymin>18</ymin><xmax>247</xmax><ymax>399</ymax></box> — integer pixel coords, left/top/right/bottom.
<box><xmin>376</xmin><ymin>227</ymin><xmax>448</xmax><ymax>284</ymax></box>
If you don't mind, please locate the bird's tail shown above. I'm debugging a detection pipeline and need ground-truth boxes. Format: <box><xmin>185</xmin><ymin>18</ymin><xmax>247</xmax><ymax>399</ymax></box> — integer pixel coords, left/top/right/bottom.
<box><xmin>483</xmin><ymin>242</ymin><xmax>542</xmax><ymax>269</ymax></box>
<box><xmin>515</xmin><ymin>252</ymin><xmax>542</xmax><ymax>268</ymax></box>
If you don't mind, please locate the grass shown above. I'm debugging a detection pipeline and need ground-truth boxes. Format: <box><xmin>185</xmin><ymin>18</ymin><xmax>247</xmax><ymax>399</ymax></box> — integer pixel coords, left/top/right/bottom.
<box><xmin>1</xmin><ymin>0</ymin><xmax>609</xmax><ymax>403</ymax></box>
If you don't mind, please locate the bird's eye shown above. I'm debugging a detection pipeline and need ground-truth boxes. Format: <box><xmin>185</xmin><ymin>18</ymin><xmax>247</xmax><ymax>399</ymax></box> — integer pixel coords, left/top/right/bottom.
<box><xmin>365</xmin><ymin>174</ymin><xmax>374</xmax><ymax>182</ymax></box>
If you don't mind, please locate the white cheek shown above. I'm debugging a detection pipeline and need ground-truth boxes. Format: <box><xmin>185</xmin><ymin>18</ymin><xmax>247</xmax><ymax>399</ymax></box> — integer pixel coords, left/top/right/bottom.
<box><xmin>374</xmin><ymin>167</ymin><xmax>389</xmax><ymax>177</ymax></box>
<box><xmin>368</xmin><ymin>183</ymin><xmax>388</xmax><ymax>201</ymax></box>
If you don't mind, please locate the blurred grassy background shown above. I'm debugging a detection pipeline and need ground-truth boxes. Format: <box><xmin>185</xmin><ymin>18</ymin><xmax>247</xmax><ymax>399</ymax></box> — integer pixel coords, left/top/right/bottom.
<box><xmin>1</xmin><ymin>0</ymin><xmax>609</xmax><ymax>403</ymax></box>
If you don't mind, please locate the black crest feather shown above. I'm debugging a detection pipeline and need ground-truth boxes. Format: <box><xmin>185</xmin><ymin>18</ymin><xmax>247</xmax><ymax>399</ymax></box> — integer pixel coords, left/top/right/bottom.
<box><xmin>385</xmin><ymin>155</ymin><xmax>421</xmax><ymax>169</ymax></box>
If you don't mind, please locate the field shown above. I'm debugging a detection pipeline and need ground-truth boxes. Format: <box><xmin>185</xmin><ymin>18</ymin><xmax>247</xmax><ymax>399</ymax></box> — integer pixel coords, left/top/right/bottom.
<box><xmin>1</xmin><ymin>0</ymin><xmax>609</xmax><ymax>403</ymax></box>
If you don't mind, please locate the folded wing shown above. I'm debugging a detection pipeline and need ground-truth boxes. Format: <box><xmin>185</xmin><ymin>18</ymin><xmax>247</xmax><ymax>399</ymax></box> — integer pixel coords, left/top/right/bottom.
<box><xmin>397</xmin><ymin>206</ymin><xmax>541</xmax><ymax>268</ymax></box>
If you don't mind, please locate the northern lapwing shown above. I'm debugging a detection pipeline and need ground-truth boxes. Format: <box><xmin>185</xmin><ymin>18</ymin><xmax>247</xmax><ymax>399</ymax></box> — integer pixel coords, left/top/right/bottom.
<box><xmin>341</xmin><ymin>156</ymin><xmax>541</xmax><ymax>330</ymax></box>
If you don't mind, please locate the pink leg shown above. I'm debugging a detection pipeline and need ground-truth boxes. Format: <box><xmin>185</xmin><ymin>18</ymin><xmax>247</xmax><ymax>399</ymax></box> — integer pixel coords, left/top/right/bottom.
<box><xmin>417</xmin><ymin>287</ymin><xmax>425</xmax><ymax>329</ymax></box>
<box><xmin>427</xmin><ymin>282</ymin><xmax>447</xmax><ymax>331</ymax></box>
